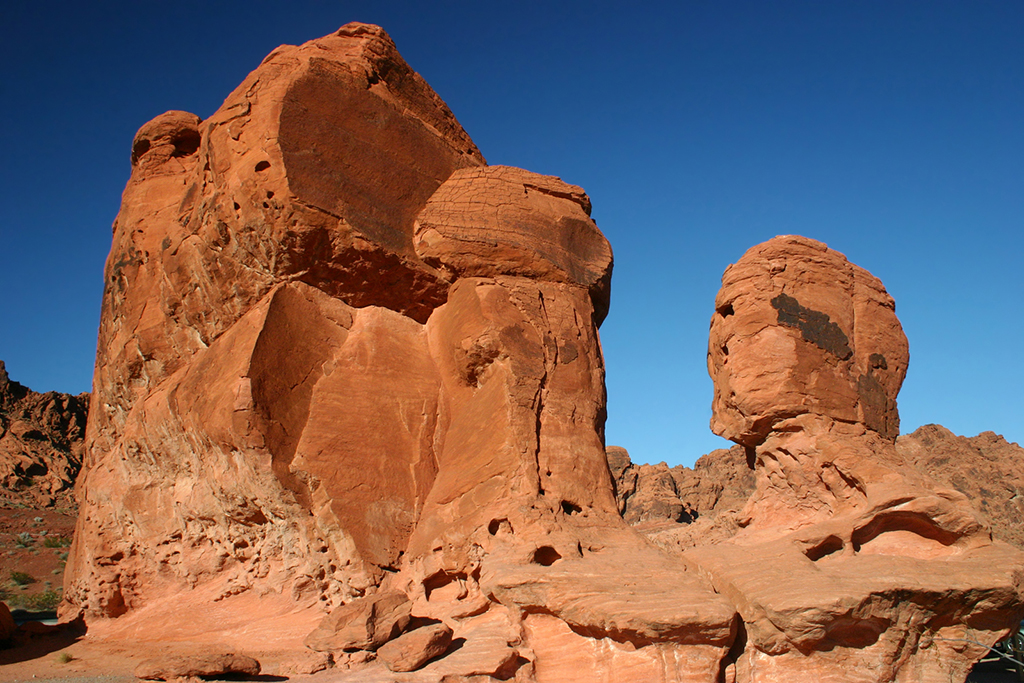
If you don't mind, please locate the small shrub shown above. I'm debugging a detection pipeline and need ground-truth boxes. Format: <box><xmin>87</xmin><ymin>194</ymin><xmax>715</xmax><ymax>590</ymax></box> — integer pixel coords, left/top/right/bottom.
<box><xmin>14</xmin><ymin>532</ymin><xmax>33</xmax><ymax>548</ymax></box>
<box><xmin>56</xmin><ymin>652</ymin><xmax>73</xmax><ymax>664</ymax></box>
<box><xmin>10</xmin><ymin>571</ymin><xmax>35</xmax><ymax>586</ymax></box>
<box><xmin>43</xmin><ymin>536</ymin><xmax>70</xmax><ymax>548</ymax></box>
<box><xmin>25</xmin><ymin>589</ymin><xmax>61</xmax><ymax>611</ymax></box>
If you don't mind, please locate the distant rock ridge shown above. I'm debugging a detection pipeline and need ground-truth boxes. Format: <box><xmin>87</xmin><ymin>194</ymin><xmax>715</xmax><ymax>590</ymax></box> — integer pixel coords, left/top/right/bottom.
<box><xmin>0</xmin><ymin>361</ymin><xmax>87</xmax><ymax>509</ymax></box>
<box><xmin>611</xmin><ymin>425</ymin><xmax>1024</xmax><ymax>553</ymax></box>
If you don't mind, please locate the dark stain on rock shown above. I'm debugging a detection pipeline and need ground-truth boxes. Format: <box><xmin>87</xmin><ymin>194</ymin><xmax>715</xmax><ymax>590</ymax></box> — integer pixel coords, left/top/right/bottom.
<box><xmin>869</xmin><ymin>353</ymin><xmax>888</xmax><ymax>370</ymax></box>
<box><xmin>559</xmin><ymin>342</ymin><xmax>579</xmax><ymax>365</ymax></box>
<box><xmin>771</xmin><ymin>293</ymin><xmax>852</xmax><ymax>360</ymax></box>
<box><xmin>857</xmin><ymin>371</ymin><xmax>898</xmax><ymax>440</ymax></box>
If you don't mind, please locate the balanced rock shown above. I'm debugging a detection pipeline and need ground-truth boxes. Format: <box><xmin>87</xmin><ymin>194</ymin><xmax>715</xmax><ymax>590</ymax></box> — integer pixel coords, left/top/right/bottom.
<box><xmin>685</xmin><ymin>235</ymin><xmax>1024</xmax><ymax>681</ymax></box>
<box><xmin>709</xmin><ymin>235</ymin><xmax>907</xmax><ymax>446</ymax></box>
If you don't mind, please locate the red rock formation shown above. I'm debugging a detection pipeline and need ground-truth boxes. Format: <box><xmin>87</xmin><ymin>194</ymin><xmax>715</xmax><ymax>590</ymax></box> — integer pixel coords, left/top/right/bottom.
<box><xmin>686</xmin><ymin>236</ymin><xmax>1024</xmax><ymax>682</ymax></box>
<box><xmin>66</xmin><ymin>22</ymin><xmax>736</xmax><ymax>681</ymax></box>
<box><xmin>613</xmin><ymin>426</ymin><xmax>1024</xmax><ymax>557</ymax></box>
<box><xmin>0</xmin><ymin>361</ymin><xmax>87</xmax><ymax>509</ymax></box>
<box><xmin>896</xmin><ymin>425</ymin><xmax>1024</xmax><ymax>550</ymax></box>
<box><xmin>65</xmin><ymin>22</ymin><xmax>1022</xmax><ymax>683</ymax></box>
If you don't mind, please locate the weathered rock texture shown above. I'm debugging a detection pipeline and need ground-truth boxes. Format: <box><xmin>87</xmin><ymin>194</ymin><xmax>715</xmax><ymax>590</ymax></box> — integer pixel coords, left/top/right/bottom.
<box><xmin>896</xmin><ymin>426</ymin><xmax>1024</xmax><ymax>551</ymax></box>
<box><xmin>65</xmin><ymin>22</ymin><xmax>1022</xmax><ymax>683</ymax></box>
<box><xmin>0</xmin><ymin>361</ymin><xmax>87</xmax><ymax>509</ymax></box>
<box><xmin>65</xmin><ymin>21</ymin><xmax>734</xmax><ymax>682</ymax></box>
<box><xmin>611</xmin><ymin>444</ymin><xmax>755</xmax><ymax>548</ymax></box>
<box><xmin>134</xmin><ymin>651</ymin><xmax>260</xmax><ymax>680</ymax></box>
<box><xmin>685</xmin><ymin>236</ymin><xmax>1024</xmax><ymax>682</ymax></box>
<box><xmin>614</xmin><ymin>426</ymin><xmax>1024</xmax><ymax>555</ymax></box>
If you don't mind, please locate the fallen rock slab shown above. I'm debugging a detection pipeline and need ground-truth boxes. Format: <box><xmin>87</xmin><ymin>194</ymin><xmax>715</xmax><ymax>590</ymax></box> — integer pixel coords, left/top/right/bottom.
<box><xmin>377</xmin><ymin>622</ymin><xmax>453</xmax><ymax>672</ymax></box>
<box><xmin>133</xmin><ymin>652</ymin><xmax>260</xmax><ymax>680</ymax></box>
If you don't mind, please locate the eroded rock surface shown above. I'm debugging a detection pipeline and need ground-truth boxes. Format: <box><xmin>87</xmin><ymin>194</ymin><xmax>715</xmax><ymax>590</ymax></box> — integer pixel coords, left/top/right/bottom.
<box><xmin>0</xmin><ymin>361</ymin><xmax>87</xmax><ymax>509</ymax></box>
<box><xmin>685</xmin><ymin>236</ymin><xmax>1024</xmax><ymax>681</ymax></box>
<box><xmin>614</xmin><ymin>425</ymin><xmax>1024</xmax><ymax>557</ymax></box>
<box><xmin>65</xmin><ymin>21</ymin><xmax>734</xmax><ymax>682</ymax></box>
<box><xmin>65</xmin><ymin>22</ymin><xmax>1022</xmax><ymax>683</ymax></box>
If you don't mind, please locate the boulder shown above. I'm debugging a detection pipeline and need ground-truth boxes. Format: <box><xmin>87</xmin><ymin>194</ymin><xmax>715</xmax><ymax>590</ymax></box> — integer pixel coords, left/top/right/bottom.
<box><xmin>134</xmin><ymin>652</ymin><xmax>260</xmax><ymax>680</ymax></box>
<box><xmin>0</xmin><ymin>602</ymin><xmax>14</xmax><ymax>642</ymax></box>
<box><xmin>708</xmin><ymin>235</ymin><xmax>907</xmax><ymax>446</ymax></box>
<box><xmin>304</xmin><ymin>590</ymin><xmax>411</xmax><ymax>652</ymax></box>
<box><xmin>377</xmin><ymin>622</ymin><xmax>453</xmax><ymax>672</ymax></box>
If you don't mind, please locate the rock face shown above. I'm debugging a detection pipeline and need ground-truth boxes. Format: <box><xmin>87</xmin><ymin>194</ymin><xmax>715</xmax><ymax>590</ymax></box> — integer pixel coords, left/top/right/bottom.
<box><xmin>896</xmin><ymin>425</ymin><xmax>1024</xmax><ymax>550</ymax></box>
<box><xmin>612</xmin><ymin>426</ymin><xmax>1024</xmax><ymax>556</ymax></box>
<box><xmin>685</xmin><ymin>236</ymin><xmax>1024</xmax><ymax>682</ymax></box>
<box><xmin>65</xmin><ymin>23</ymin><xmax>1022</xmax><ymax>683</ymax></box>
<box><xmin>0</xmin><ymin>361</ymin><xmax>87</xmax><ymax>509</ymax></box>
<box><xmin>65</xmin><ymin>21</ymin><xmax>734</xmax><ymax>681</ymax></box>
<box><xmin>611</xmin><ymin>444</ymin><xmax>755</xmax><ymax>548</ymax></box>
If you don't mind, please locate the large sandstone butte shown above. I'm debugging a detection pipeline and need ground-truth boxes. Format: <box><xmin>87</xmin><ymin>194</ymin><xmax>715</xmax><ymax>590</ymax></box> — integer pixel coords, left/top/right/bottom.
<box><xmin>63</xmin><ymin>23</ymin><xmax>1022</xmax><ymax>683</ymax></box>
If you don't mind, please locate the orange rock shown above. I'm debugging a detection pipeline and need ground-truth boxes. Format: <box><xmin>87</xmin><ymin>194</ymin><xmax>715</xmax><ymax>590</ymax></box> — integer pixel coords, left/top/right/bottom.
<box><xmin>709</xmin><ymin>235</ymin><xmax>907</xmax><ymax>447</ymax></box>
<box><xmin>414</xmin><ymin>165</ymin><xmax>613</xmax><ymax>323</ymax></box>
<box><xmin>65</xmin><ymin>17</ymin><xmax>1023</xmax><ymax>683</ymax></box>
<box><xmin>133</xmin><ymin>651</ymin><xmax>260</xmax><ymax>680</ymax></box>
<box><xmin>377</xmin><ymin>622</ymin><xmax>453</xmax><ymax>672</ymax></box>
<box><xmin>0</xmin><ymin>361</ymin><xmax>87</xmax><ymax>509</ymax></box>
<box><xmin>305</xmin><ymin>590</ymin><xmax>411</xmax><ymax>652</ymax></box>
<box><xmin>687</xmin><ymin>235</ymin><xmax>1024</xmax><ymax>680</ymax></box>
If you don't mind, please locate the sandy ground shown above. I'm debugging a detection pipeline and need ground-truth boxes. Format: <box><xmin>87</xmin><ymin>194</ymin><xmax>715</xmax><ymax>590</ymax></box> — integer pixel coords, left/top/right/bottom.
<box><xmin>0</xmin><ymin>508</ymin><xmax>75</xmax><ymax>613</ymax></box>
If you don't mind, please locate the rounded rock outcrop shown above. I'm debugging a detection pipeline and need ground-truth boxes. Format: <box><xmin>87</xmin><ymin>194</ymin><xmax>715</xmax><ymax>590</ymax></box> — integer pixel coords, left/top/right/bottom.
<box><xmin>708</xmin><ymin>235</ymin><xmax>908</xmax><ymax>447</ymax></box>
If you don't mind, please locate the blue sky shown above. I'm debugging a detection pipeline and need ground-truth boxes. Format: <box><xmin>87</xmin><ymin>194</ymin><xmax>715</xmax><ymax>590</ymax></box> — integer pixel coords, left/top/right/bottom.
<box><xmin>1</xmin><ymin>2</ymin><xmax>1021</xmax><ymax>467</ymax></box>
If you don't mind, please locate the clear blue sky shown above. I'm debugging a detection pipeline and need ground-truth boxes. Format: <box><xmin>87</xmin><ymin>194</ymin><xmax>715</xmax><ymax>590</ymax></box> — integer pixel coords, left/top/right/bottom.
<box><xmin>1</xmin><ymin>2</ymin><xmax>1021</xmax><ymax>467</ymax></box>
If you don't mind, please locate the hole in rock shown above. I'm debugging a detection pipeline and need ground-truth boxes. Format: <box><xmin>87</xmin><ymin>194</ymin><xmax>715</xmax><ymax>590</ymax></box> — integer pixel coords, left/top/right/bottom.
<box><xmin>561</xmin><ymin>500</ymin><xmax>582</xmax><ymax>515</ymax></box>
<box><xmin>254</xmin><ymin>160</ymin><xmax>271</xmax><ymax>173</ymax></box>
<box><xmin>131</xmin><ymin>139</ymin><xmax>151</xmax><ymax>165</ymax></box>
<box><xmin>488</xmin><ymin>518</ymin><xmax>512</xmax><ymax>535</ymax></box>
<box><xmin>262</xmin><ymin>202</ymin><xmax>269</xmax><ymax>208</ymax></box>
<box><xmin>804</xmin><ymin>535</ymin><xmax>844</xmax><ymax>562</ymax></box>
<box><xmin>170</xmin><ymin>130</ymin><xmax>201</xmax><ymax>157</ymax></box>
<box><xmin>233</xmin><ymin>202</ymin><xmax>240</xmax><ymax>211</ymax></box>
<box><xmin>266</xmin><ymin>190</ymin><xmax>275</xmax><ymax>199</ymax></box>
<box><xmin>717</xmin><ymin>303</ymin><xmax>734</xmax><ymax>317</ymax></box>
<box><xmin>532</xmin><ymin>546</ymin><xmax>561</xmax><ymax>566</ymax></box>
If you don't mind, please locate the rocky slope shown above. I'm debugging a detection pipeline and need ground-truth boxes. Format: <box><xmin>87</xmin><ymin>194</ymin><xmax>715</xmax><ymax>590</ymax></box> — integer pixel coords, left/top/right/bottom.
<box><xmin>0</xmin><ymin>361</ymin><xmax>85</xmax><ymax>612</ymax></box>
<box><xmin>614</xmin><ymin>425</ymin><xmax>1024</xmax><ymax>553</ymax></box>
<box><xmin>0</xmin><ymin>361</ymin><xmax>87</xmax><ymax>510</ymax></box>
